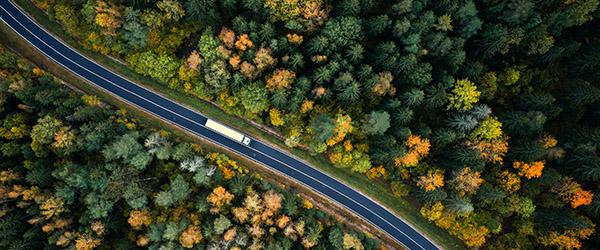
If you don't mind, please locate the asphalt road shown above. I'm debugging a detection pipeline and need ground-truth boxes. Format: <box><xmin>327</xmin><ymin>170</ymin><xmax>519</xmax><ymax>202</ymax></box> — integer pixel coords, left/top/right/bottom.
<box><xmin>0</xmin><ymin>1</ymin><xmax>439</xmax><ymax>249</ymax></box>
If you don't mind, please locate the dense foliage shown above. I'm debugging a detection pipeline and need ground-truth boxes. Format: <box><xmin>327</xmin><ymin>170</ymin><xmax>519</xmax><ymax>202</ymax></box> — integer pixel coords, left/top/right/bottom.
<box><xmin>0</xmin><ymin>46</ymin><xmax>378</xmax><ymax>250</ymax></box>
<box><xmin>27</xmin><ymin>0</ymin><xmax>600</xmax><ymax>248</ymax></box>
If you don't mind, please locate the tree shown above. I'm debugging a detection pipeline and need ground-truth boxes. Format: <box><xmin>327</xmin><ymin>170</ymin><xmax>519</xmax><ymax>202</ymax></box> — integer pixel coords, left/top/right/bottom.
<box><xmin>180</xmin><ymin>156</ymin><xmax>206</xmax><ymax>172</ymax></box>
<box><xmin>54</xmin><ymin>3</ymin><xmax>84</xmax><ymax>37</ymax></box>
<box><xmin>30</xmin><ymin>115</ymin><xmax>62</xmax><ymax>145</ymax></box>
<box><xmin>127</xmin><ymin>51</ymin><xmax>179</xmax><ymax>84</ymax></box>
<box><xmin>263</xmin><ymin>190</ymin><xmax>283</xmax><ymax>214</ymax></box>
<box><xmin>95</xmin><ymin>0</ymin><xmax>122</xmax><ymax>37</ymax></box>
<box><xmin>362</xmin><ymin>111</ymin><xmax>390</xmax><ymax>135</ymax></box>
<box><xmin>498</xmin><ymin>170</ymin><xmax>521</xmax><ymax>194</ymax></box>
<box><xmin>207</xmin><ymin>186</ymin><xmax>234</xmax><ymax>213</ymax></box>
<box><xmin>513</xmin><ymin>161</ymin><xmax>544</xmax><ymax>179</ymax></box>
<box><xmin>266</xmin><ymin>69</ymin><xmax>296</xmax><ymax>90</ymax></box>
<box><xmin>470</xmin><ymin>116</ymin><xmax>503</xmax><ymax>141</ymax></box>
<box><xmin>238</xmin><ymin>83</ymin><xmax>269</xmax><ymax>115</ymax></box>
<box><xmin>263</xmin><ymin>0</ymin><xmax>310</xmax><ymax>22</ymax></box>
<box><xmin>269</xmin><ymin>108</ymin><xmax>285</xmax><ymax>126</ymax></box>
<box><xmin>444</xmin><ymin>195</ymin><xmax>474</xmax><ymax>216</ymax></box>
<box><xmin>179</xmin><ymin>225</ymin><xmax>202</xmax><ymax>248</ymax></box>
<box><xmin>500</xmin><ymin>111</ymin><xmax>546</xmax><ymax>136</ymax></box>
<box><xmin>310</xmin><ymin>113</ymin><xmax>335</xmax><ymax>144</ymax></box>
<box><xmin>390</xmin><ymin>181</ymin><xmax>410</xmax><ymax>197</ymax></box>
<box><xmin>342</xmin><ymin>233</ymin><xmax>363</xmax><ymax>250</ymax></box>
<box><xmin>334</xmin><ymin>72</ymin><xmax>361</xmax><ymax>104</ymax></box>
<box><xmin>448</xmin><ymin>167</ymin><xmax>484</xmax><ymax>196</ymax></box>
<box><xmin>447</xmin><ymin>79</ymin><xmax>480</xmax><ymax>111</ymax></box>
<box><xmin>157</xmin><ymin>0</ymin><xmax>185</xmax><ymax>21</ymax></box>
<box><xmin>417</xmin><ymin>170</ymin><xmax>445</xmax><ymax>192</ymax></box>
<box><xmin>470</xmin><ymin>137</ymin><xmax>509</xmax><ymax>164</ymax></box>
<box><xmin>475</xmin><ymin>24</ymin><xmax>514</xmax><ymax>58</ymax></box>
<box><xmin>197</xmin><ymin>28</ymin><xmax>221</xmax><ymax>63</ymax></box>
<box><xmin>184</xmin><ymin>0</ymin><xmax>219</xmax><ymax>23</ymax></box>
<box><xmin>213</xmin><ymin>215</ymin><xmax>231</xmax><ymax>235</ymax></box>
<box><xmin>372</xmin><ymin>71</ymin><xmax>396</xmax><ymax>96</ymax></box>
<box><xmin>551</xmin><ymin>177</ymin><xmax>594</xmax><ymax>208</ymax></box>
<box><xmin>103</xmin><ymin>132</ymin><xmax>152</xmax><ymax>170</ymax></box>
<box><xmin>128</xmin><ymin>210</ymin><xmax>152</xmax><ymax>230</ymax></box>
<box><xmin>169</xmin><ymin>175</ymin><xmax>191</xmax><ymax>203</ymax></box>
<box><xmin>326</xmin><ymin>114</ymin><xmax>353</xmax><ymax>146</ymax></box>
<box><xmin>328</xmin><ymin>226</ymin><xmax>344</xmax><ymax>249</ymax></box>
<box><xmin>322</xmin><ymin>16</ymin><xmax>363</xmax><ymax>48</ymax></box>
<box><xmin>120</xmin><ymin>7</ymin><xmax>148</xmax><ymax>49</ymax></box>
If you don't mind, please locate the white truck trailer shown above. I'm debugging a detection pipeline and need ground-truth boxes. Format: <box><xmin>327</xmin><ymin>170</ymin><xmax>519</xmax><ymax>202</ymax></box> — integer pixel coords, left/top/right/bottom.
<box><xmin>205</xmin><ymin>119</ymin><xmax>252</xmax><ymax>146</ymax></box>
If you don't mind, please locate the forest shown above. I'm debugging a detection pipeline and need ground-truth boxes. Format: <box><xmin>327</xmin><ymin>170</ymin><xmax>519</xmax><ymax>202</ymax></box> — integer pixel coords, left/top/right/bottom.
<box><xmin>0</xmin><ymin>45</ymin><xmax>379</xmax><ymax>249</ymax></box>
<box><xmin>14</xmin><ymin>0</ymin><xmax>600</xmax><ymax>248</ymax></box>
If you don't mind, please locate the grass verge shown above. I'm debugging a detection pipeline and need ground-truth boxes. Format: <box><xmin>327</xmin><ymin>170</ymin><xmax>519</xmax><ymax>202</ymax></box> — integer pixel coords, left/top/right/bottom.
<box><xmin>8</xmin><ymin>1</ymin><xmax>466</xmax><ymax>248</ymax></box>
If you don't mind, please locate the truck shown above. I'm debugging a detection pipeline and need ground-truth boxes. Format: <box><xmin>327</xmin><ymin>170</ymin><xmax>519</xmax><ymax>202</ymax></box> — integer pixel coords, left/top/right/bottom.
<box><xmin>204</xmin><ymin>119</ymin><xmax>252</xmax><ymax>146</ymax></box>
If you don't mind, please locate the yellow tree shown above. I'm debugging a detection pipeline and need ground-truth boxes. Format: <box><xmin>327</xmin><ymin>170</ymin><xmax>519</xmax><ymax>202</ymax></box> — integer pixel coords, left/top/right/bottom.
<box><xmin>127</xmin><ymin>210</ymin><xmax>152</xmax><ymax>230</ymax></box>
<box><xmin>235</xmin><ymin>34</ymin><xmax>254</xmax><ymax>51</ymax></box>
<box><xmin>95</xmin><ymin>1</ymin><xmax>121</xmax><ymax>37</ymax></box>
<box><xmin>179</xmin><ymin>225</ymin><xmax>202</xmax><ymax>248</ymax></box>
<box><xmin>551</xmin><ymin>177</ymin><xmax>594</xmax><ymax>208</ymax></box>
<box><xmin>326</xmin><ymin>113</ymin><xmax>353</xmax><ymax>146</ymax></box>
<box><xmin>372</xmin><ymin>72</ymin><xmax>396</xmax><ymax>96</ymax></box>
<box><xmin>266</xmin><ymin>69</ymin><xmax>296</xmax><ymax>90</ymax></box>
<box><xmin>513</xmin><ymin>161</ymin><xmax>545</xmax><ymax>179</ymax></box>
<box><xmin>287</xmin><ymin>33</ymin><xmax>304</xmax><ymax>45</ymax></box>
<box><xmin>219</xmin><ymin>27</ymin><xmax>236</xmax><ymax>49</ymax></box>
<box><xmin>207</xmin><ymin>186</ymin><xmax>234</xmax><ymax>213</ymax></box>
<box><xmin>498</xmin><ymin>170</ymin><xmax>521</xmax><ymax>193</ymax></box>
<box><xmin>448</xmin><ymin>167</ymin><xmax>484</xmax><ymax>196</ymax></box>
<box><xmin>447</xmin><ymin>79</ymin><xmax>480</xmax><ymax>111</ymax></box>
<box><xmin>254</xmin><ymin>47</ymin><xmax>277</xmax><ymax>73</ymax></box>
<box><xmin>74</xmin><ymin>234</ymin><xmax>102</xmax><ymax>250</ymax></box>
<box><xmin>269</xmin><ymin>108</ymin><xmax>285</xmax><ymax>126</ymax></box>
<box><xmin>470</xmin><ymin>137</ymin><xmax>509</xmax><ymax>163</ymax></box>
<box><xmin>417</xmin><ymin>170</ymin><xmax>445</xmax><ymax>192</ymax></box>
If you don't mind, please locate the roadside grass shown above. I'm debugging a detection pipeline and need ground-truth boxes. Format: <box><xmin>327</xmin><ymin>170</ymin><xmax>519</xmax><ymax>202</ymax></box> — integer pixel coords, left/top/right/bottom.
<box><xmin>8</xmin><ymin>1</ymin><xmax>466</xmax><ymax>248</ymax></box>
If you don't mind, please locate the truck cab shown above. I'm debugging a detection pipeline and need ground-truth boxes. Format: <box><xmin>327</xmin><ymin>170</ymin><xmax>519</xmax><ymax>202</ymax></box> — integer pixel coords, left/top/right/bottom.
<box><xmin>242</xmin><ymin>137</ymin><xmax>251</xmax><ymax>146</ymax></box>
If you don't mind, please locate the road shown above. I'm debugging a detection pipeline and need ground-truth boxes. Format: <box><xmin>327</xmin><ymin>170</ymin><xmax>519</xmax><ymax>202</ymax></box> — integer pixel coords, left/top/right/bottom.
<box><xmin>0</xmin><ymin>1</ymin><xmax>439</xmax><ymax>249</ymax></box>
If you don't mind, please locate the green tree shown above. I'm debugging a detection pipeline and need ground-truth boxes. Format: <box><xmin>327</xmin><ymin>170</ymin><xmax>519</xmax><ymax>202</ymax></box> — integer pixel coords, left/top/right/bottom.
<box><xmin>238</xmin><ymin>83</ymin><xmax>270</xmax><ymax>115</ymax></box>
<box><xmin>213</xmin><ymin>215</ymin><xmax>231</xmax><ymax>235</ymax></box>
<box><xmin>127</xmin><ymin>51</ymin><xmax>179</xmax><ymax>84</ymax></box>
<box><xmin>120</xmin><ymin>7</ymin><xmax>148</xmax><ymax>49</ymax></box>
<box><xmin>322</xmin><ymin>16</ymin><xmax>363</xmax><ymax>48</ymax></box>
<box><xmin>328</xmin><ymin>226</ymin><xmax>344</xmax><ymax>249</ymax></box>
<box><xmin>310</xmin><ymin>113</ymin><xmax>335</xmax><ymax>143</ymax></box>
<box><xmin>362</xmin><ymin>111</ymin><xmax>390</xmax><ymax>135</ymax></box>
<box><xmin>185</xmin><ymin>0</ymin><xmax>219</xmax><ymax>23</ymax></box>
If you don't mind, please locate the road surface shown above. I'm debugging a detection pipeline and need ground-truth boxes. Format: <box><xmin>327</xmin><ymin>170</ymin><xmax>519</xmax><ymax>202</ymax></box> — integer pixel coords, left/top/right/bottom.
<box><xmin>0</xmin><ymin>1</ymin><xmax>439</xmax><ymax>249</ymax></box>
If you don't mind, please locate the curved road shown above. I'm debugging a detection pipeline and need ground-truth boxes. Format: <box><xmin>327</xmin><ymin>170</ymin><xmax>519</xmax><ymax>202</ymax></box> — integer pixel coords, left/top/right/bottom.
<box><xmin>0</xmin><ymin>1</ymin><xmax>439</xmax><ymax>249</ymax></box>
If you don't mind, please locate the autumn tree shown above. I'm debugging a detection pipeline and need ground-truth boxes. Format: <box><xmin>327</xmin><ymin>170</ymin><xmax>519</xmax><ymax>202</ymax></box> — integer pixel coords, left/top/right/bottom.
<box><xmin>447</xmin><ymin>79</ymin><xmax>481</xmax><ymax>111</ymax></box>
<box><xmin>513</xmin><ymin>161</ymin><xmax>545</xmax><ymax>179</ymax></box>
<box><xmin>551</xmin><ymin>177</ymin><xmax>594</xmax><ymax>208</ymax></box>
<box><xmin>448</xmin><ymin>167</ymin><xmax>484</xmax><ymax>196</ymax></box>
<box><xmin>266</xmin><ymin>69</ymin><xmax>296</xmax><ymax>90</ymax></box>
<box><xmin>417</xmin><ymin>170</ymin><xmax>445</xmax><ymax>192</ymax></box>
<box><xmin>207</xmin><ymin>186</ymin><xmax>234</xmax><ymax>213</ymax></box>
<box><xmin>95</xmin><ymin>0</ymin><xmax>121</xmax><ymax>37</ymax></box>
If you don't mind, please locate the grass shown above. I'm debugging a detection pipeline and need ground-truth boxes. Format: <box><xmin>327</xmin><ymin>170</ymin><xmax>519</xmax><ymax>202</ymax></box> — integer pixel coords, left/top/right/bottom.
<box><xmin>8</xmin><ymin>1</ymin><xmax>466</xmax><ymax>248</ymax></box>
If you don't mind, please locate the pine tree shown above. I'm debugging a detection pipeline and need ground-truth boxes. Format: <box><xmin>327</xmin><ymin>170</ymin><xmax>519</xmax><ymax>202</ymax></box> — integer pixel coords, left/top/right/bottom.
<box><xmin>402</xmin><ymin>89</ymin><xmax>425</xmax><ymax>107</ymax></box>
<box><xmin>185</xmin><ymin>0</ymin><xmax>219</xmax><ymax>23</ymax></box>
<box><xmin>362</xmin><ymin>111</ymin><xmax>390</xmax><ymax>135</ymax></box>
<box><xmin>445</xmin><ymin>195</ymin><xmax>474</xmax><ymax>215</ymax></box>
<box><xmin>448</xmin><ymin>114</ymin><xmax>478</xmax><ymax>132</ymax></box>
<box><xmin>500</xmin><ymin>111</ymin><xmax>546</xmax><ymax>136</ymax></box>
